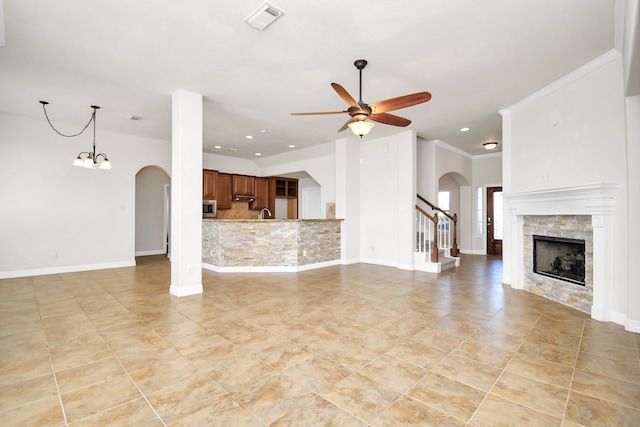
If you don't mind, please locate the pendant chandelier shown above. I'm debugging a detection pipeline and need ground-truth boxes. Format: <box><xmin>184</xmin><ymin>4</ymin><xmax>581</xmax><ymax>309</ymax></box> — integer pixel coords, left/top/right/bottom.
<box><xmin>39</xmin><ymin>101</ymin><xmax>112</xmax><ymax>170</ymax></box>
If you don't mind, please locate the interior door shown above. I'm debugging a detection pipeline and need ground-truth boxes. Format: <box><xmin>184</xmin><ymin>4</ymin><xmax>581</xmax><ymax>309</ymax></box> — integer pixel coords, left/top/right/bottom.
<box><xmin>487</xmin><ymin>186</ymin><xmax>503</xmax><ymax>255</ymax></box>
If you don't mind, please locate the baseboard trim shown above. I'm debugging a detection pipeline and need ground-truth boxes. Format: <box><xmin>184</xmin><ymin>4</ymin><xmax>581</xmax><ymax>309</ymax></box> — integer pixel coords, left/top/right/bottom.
<box><xmin>135</xmin><ymin>250</ymin><xmax>166</xmax><ymax>257</ymax></box>
<box><xmin>0</xmin><ymin>260</ymin><xmax>137</xmax><ymax>279</ymax></box>
<box><xmin>202</xmin><ymin>259</ymin><xmax>342</xmax><ymax>273</ymax></box>
<box><xmin>169</xmin><ymin>283</ymin><xmax>203</xmax><ymax>297</ymax></box>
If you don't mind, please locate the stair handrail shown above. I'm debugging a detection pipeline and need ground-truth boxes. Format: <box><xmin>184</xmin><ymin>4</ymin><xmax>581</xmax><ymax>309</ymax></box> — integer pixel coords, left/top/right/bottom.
<box><xmin>416</xmin><ymin>193</ymin><xmax>459</xmax><ymax>257</ymax></box>
<box><xmin>415</xmin><ymin>205</ymin><xmax>439</xmax><ymax>262</ymax></box>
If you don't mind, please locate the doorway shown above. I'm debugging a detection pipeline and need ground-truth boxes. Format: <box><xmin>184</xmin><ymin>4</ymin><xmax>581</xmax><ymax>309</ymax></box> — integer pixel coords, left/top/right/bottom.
<box><xmin>487</xmin><ymin>186</ymin><xmax>503</xmax><ymax>255</ymax></box>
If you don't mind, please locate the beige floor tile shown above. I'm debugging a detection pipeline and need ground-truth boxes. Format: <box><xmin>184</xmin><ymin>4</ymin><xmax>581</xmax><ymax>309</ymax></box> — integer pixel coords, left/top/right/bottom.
<box><xmin>129</xmin><ymin>355</ymin><xmax>200</xmax><ymax>395</ymax></box>
<box><xmin>169</xmin><ymin>394</ymin><xmax>264</xmax><ymax>427</ymax></box>
<box><xmin>322</xmin><ymin>372</ymin><xmax>401</xmax><ymax>424</ymax></box>
<box><xmin>0</xmin><ymin>355</ymin><xmax>53</xmax><ymax>387</ymax></box>
<box><xmin>284</xmin><ymin>355</ymin><xmax>353</xmax><ymax>393</ymax></box>
<box><xmin>471</xmin><ymin>394</ymin><xmax>562</xmax><ymax>426</ymax></box>
<box><xmin>254</xmin><ymin>339</ymin><xmax>317</xmax><ymax>371</ymax></box>
<box><xmin>453</xmin><ymin>338</ymin><xmax>514</xmax><ymax>369</ymax></box>
<box><xmin>0</xmin><ymin>373</ymin><xmax>59</xmax><ymax>412</ymax></box>
<box><xmin>61</xmin><ymin>373</ymin><xmax>142</xmax><ymax>422</ymax></box>
<box><xmin>564</xmin><ymin>391</ymin><xmax>640</xmax><ymax>426</ymax></box>
<box><xmin>407</xmin><ymin>372</ymin><xmax>486</xmax><ymax>421</ymax></box>
<box><xmin>232</xmin><ymin>372</ymin><xmax>316</xmax><ymax>425</ymax></box>
<box><xmin>491</xmin><ymin>371</ymin><xmax>569</xmax><ymax>418</ymax></box>
<box><xmin>517</xmin><ymin>340</ymin><xmax>578</xmax><ymax>367</ymax></box>
<box><xmin>0</xmin><ymin>395</ymin><xmax>65</xmax><ymax>427</ymax></box>
<box><xmin>3</xmin><ymin>255</ymin><xmax>640</xmax><ymax>425</ymax></box>
<box><xmin>145</xmin><ymin>374</ymin><xmax>228</xmax><ymax>425</ymax></box>
<box><xmin>385</xmin><ymin>338</ymin><xmax>448</xmax><ymax>369</ymax></box>
<box><xmin>432</xmin><ymin>354</ymin><xmax>502</xmax><ymax>392</ymax></box>
<box><xmin>55</xmin><ymin>357</ymin><xmax>125</xmax><ymax>393</ymax></box>
<box><xmin>571</xmin><ymin>369</ymin><xmax>640</xmax><ymax>409</ymax></box>
<box><xmin>505</xmin><ymin>353</ymin><xmax>574</xmax><ymax>389</ymax></box>
<box><xmin>372</xmin><ymin>395</ymin><xmax>466</xmax><ymax>427</ymax></box>
<box><xmin>272</xmin><ymin>395</ymin><xmax>366</xmax><ymax>426</ymax></box>
<box><xmin>358</xmin><ymin>353</ymin><xmax>427</xmax><ymax>394</ymax></box>
<box><xmin>576</xmin><ymin>351</ymin><xmax>640</xmax><ymax>384</ymax></box>
<box><xmin>68</xmin><ymin>398</ymin><xmax>162</xmax><ymax>426</ymax></box>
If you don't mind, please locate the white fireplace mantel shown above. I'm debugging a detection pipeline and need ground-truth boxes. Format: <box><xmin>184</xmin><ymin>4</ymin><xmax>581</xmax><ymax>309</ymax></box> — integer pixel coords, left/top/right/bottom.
<box><xmin>503</xmin><ymin>182</ymin><xmax>619</xmax><ymax>322</ymax></box>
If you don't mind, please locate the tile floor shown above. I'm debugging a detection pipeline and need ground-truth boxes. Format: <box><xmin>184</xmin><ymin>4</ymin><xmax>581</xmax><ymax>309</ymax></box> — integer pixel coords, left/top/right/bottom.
<box><xmin>1</xmin><ymin>255</ymin><xmax>639</xmax><ymax>426</ymax></box>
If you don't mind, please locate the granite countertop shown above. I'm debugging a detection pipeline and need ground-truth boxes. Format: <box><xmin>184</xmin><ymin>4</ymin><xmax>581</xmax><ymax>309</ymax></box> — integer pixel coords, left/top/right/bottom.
<box><xmin>203</xmin><ymin>218</ymin><xmax>343</xmax><ymax>222</ymax></box>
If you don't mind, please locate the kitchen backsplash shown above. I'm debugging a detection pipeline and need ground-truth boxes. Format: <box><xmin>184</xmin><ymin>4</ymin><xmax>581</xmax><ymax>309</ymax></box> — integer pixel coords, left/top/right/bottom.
<box><xmin>215</xmin><ymin>201</ymin><xmax>260</xmax><ymax>219</ymax></box>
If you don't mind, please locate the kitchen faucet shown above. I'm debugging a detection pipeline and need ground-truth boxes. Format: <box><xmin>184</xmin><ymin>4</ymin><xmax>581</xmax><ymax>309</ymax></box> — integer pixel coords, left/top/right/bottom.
<box><xmin>259</xmin><ymin>208</ymin><xmax>272</xmax><ymax>219</ymax></box>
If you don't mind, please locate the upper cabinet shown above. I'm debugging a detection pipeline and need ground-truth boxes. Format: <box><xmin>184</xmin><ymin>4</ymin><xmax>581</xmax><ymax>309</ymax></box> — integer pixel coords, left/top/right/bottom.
<box><xmin>271</xmin><ymin>177</ymin><xmax>298</xmax><ymax>198</ymax></box>
<box><xmin>216</xmin><ymin>173</ymin><xmax>232</xmax><ymax>209</ymax></box>
<box><xmin>203</xmin><ymin>169</ymin><xmax>217</xmax><ymax>200</ymax></box>
<box><xmin>250</xmin><ymin>177</ymin><xmax>269</xmax><ymax>211</ymax></box>
<box><xmin>233</xmin><ymin>175</ymin><xmax>255</xmax><ymax>196</ymax></box>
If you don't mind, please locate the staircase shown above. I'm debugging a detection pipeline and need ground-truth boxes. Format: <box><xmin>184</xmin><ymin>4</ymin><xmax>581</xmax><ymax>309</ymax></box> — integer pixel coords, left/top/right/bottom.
<box><xmin>414</xmin><ymin>194</ymin><xmax>460</xmax><ymax>272</ymax></box>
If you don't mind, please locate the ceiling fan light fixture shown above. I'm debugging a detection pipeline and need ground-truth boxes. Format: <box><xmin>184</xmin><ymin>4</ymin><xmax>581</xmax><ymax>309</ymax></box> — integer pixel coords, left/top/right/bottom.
<box><xmin>348</xmin><ymin>121</ymin><xmax>375</xmax><ymax>138</ymax></box>
<box><xmin>483</xmin><ymin>141</ymin><xmax>498</xmax><ymax>150</ymax></box>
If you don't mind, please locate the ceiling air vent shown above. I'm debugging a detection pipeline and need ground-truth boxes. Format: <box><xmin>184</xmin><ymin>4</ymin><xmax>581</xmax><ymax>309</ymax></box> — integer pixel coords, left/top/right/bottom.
<box><xmin>245</xmin><ymin>2</ymin><xmax>285</xmax><ymax>30</ymax></box>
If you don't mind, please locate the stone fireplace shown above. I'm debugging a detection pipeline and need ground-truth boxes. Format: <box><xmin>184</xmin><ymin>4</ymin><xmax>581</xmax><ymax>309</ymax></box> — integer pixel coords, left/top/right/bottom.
<box><xmin>503</xmin><ymin>183</ymin><xmax>618</xmax><ymax>321</ymax></box>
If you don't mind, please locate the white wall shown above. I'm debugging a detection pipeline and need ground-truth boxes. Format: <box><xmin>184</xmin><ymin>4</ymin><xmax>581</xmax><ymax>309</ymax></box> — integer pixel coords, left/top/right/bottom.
<box><xmin>135</xmin><ymin>166</ymin><xmax>170</xmax><ymax>255</ymax></box>
<box><xmin>203</xmin><ymin>152</ymin><xmax>261</xmax><ymax>176</ymax></box>
<box><xmin>503</xmin><ymin>54</ymin><xmax>632</xmax><ymax>327</ymax></box>
<box><xmin>0</xmin><ymin>113</ymin><xmax>171</xmax><ymax>277</ymax></box>
<box><xmin>256</xmin><ymin>142</ymin><xmax>336</xmax><ymax>218</ymax></box>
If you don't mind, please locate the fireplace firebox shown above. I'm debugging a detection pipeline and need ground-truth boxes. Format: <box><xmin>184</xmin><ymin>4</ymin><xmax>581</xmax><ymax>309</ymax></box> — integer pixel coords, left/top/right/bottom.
<box><xmin>533</xmin><ymin>235</ymin><xmax>586</xmax><ymax>286</ymax></box>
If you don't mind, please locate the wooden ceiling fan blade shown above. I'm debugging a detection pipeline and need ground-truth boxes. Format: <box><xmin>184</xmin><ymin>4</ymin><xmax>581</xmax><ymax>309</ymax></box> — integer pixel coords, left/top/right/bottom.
<box><xmin>338</xmin><ymin>117</ymin><xmax>356</xmax><ymax>132</ymax></box>
<box><xmin>291</xmin><ymin>111</ymin><xmax>347</xmax><ymax>116</ymax></box>
<box><xmin>370</xmin><ymin>112</ymin><xmax>411</xmax><ymax>127</ymax></box>
<box><xmin>331</xmin><ymin>83</ymin><xmax>359</xmax><ymax>108</ymax></box>
<box><xmin>370</xmin><ymin>91</ymin><xmax>432</xmax><ymax>114</ymax></box>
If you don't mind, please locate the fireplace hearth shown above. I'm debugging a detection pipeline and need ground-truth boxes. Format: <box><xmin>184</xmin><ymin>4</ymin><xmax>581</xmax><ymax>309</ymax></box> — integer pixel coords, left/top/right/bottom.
<box><xmin>533</xmin><ymin>235</ymin><xmax>586</xmax><ymax>286</ymax></box>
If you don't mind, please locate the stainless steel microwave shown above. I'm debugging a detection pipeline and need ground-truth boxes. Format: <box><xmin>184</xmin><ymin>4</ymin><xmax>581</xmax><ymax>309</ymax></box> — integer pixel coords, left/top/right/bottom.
<box><xmin>203</xmin><ymin>200</ymin><xmax>217</xmax><ymax>218</ymax></box>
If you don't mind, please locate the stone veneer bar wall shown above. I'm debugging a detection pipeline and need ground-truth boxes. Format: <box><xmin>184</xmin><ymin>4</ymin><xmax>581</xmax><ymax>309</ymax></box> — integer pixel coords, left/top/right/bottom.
<box><xmin>202</xmin><ymin>219</ymin><xmax>342</xmax><ymax>269</ymax></box>
<box><xmin>523</xmin><ymin>215</ymin><xmax>593</xmax><ymax>313</ymax></box>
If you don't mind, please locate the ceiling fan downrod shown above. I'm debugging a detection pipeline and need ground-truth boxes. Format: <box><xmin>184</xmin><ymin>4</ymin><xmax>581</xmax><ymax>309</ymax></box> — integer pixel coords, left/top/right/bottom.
<box><xmin>354</xmin><ymin>59</ymin><xmax>367</xmax><ymax>105</ymax></box>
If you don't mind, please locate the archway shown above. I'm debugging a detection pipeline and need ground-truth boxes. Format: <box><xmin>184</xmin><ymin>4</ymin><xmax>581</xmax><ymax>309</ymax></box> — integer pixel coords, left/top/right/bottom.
<box><xmin>135</xmin><ymin>166</ymin><xmax>171</xmax><ymax>257</ymax></box>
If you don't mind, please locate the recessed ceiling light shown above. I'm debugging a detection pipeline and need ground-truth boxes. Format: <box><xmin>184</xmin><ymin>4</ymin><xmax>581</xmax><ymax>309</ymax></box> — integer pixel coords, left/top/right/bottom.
<box><xmin>214</xmin><ymin>145</ymin><xmax>222</xmax><ymax>149</ymax></box>
<box><xmin>288</xmin><ymin>145</ymin><xmax>295</xmax><ymax>148</ymax></box>
<box><xmin>245</xmin><ymin>135</ymin><xmax>253</xmax><ymax>139</ymax></box>
<box><xmin>259</xmin><ymin>130</ymin><xmax>267</xmax><ymax>133</ymax></box>
<box><xmin>460</xmin><ymin>127</ymin><xmax>470</xmax><ymax>132</ymax></box>
<box><xmin>255</xmin><ymin>153</ymin><xmax>262</xmax><ymax>156</ymax></box>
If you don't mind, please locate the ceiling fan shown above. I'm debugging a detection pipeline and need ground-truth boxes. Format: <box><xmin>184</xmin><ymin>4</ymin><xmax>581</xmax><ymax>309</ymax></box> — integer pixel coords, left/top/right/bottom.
<box><xmin>291</xmin><ymin>59</ymin><xmax>432</xmax><ymax>137</ymax></box>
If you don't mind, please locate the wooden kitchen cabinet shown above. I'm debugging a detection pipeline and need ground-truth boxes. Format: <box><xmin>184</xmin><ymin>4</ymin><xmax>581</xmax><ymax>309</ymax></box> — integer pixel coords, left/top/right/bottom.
<box><xmin>202</xmin><ymin>169</ymin><xmax>217</xmax><ymax>200</ymax></box>
<box><xmin>232</xmin><ymin>175</ymin><xmax>255</xmax><ymax>196</ymax></box>
<box><xmin>270</xmin><ymin>177</ymin><xmax>298</xmax><ymax>198</ymax></box>
<box><xmin>268</xmin><ymin>177</ymin><xmax>298</xmax><ymax>219</ymax></box>
<box><xmin>216</xmin><ymin>173</ymin><xmax>232</xmax><ymax>209</ymax></box>
<box><xmin>250</xmin><ymin>177</ymin><xmax>269</xmax><ymax>211</ymax></box>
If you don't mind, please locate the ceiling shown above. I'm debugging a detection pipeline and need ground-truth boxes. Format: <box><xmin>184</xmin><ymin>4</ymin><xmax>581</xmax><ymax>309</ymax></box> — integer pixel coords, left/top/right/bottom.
<box><xmin>0</xmin><ymin>0</ymin><xmax>620</xmax><ymax>159</ymax></box>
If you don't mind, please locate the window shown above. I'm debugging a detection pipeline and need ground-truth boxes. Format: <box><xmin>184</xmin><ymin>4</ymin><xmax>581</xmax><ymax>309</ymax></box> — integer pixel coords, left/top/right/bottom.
<box><xmin>476</xmin><ymin>187</ymin><xmax>483</xmax><ymax>234</ymax></box>
<box><xmin>438</xmin><ymin>191</ymin><xmax>450</xmax><ymax>212</ymax></box>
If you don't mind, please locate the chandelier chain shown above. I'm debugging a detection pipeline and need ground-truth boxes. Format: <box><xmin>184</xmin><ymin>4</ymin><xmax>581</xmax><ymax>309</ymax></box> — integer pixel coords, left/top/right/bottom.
<box><xmin>40</xmin><ymin>102</ymin><xmax>96</xmax><ymax>138</ymax></box>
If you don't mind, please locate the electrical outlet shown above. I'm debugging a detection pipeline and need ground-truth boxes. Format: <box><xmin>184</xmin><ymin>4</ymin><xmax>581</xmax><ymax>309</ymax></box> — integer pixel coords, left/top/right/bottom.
<box><xmin>49</xmin><ymin>251</ymin><xmax>57</xmax><ymax>260</ymax></box>
<box><xmin>303</xmin><ymin>250</ymin><xmax>307</xmax><ymax>257</ymax></box>
<box><xmin>371</xmin><ymin>245</ymin><xmax>375</xmax><ymax>252</ymax></box>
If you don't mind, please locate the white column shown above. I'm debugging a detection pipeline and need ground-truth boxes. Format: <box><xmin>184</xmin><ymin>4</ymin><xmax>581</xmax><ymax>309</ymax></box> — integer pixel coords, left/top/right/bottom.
<box><xmin>396</xmin><ymin>130</ymin><xmax>417</xmax><ymax>270</ymax></box>
<box><xmin>335</xmin><ymin>137</ymin><xmax>360</xmax><ymax>264</ymax></box>
<box><xmin>170</xmin><ymin>90</ymin><xmax>203</xmax><ymax>297</ymax></box>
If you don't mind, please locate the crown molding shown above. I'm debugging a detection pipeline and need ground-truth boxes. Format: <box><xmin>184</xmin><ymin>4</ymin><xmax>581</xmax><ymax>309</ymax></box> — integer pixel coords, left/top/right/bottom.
<box><xmin>500</xmin><ymin>49</ymin><xmax>621</xmax><ymax>116</ymax></box>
